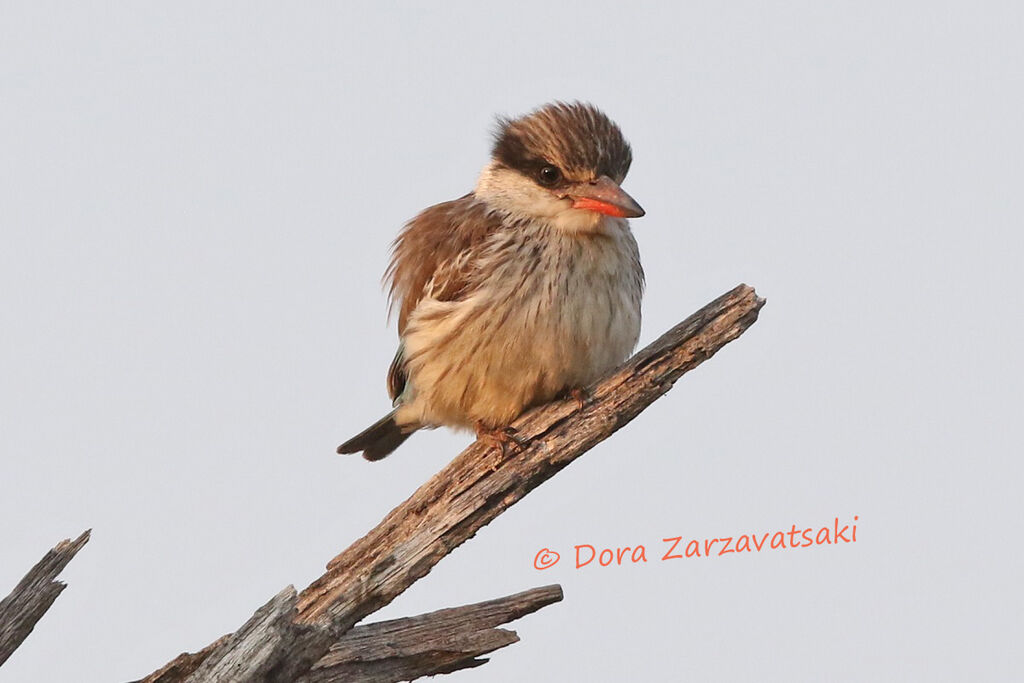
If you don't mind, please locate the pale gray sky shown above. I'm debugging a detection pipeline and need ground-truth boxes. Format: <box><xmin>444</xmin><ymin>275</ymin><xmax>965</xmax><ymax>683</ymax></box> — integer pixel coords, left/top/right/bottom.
<box><xmin>2</xmin><ymin>2</ymin><xmax>1022</xmax><ymax>681</ymax></box>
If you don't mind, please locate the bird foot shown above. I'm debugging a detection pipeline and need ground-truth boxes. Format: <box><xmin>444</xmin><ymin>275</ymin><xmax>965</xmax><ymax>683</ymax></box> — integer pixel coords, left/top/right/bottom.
<box><xmin>475</xmin><ymin>422</ymin><xmax>527</xmax><ymax>465</ymax></box>
<box><xmin>568</xmin><ymin>386</ymin><xmax>592</xmax><ymax>411</ymax></box>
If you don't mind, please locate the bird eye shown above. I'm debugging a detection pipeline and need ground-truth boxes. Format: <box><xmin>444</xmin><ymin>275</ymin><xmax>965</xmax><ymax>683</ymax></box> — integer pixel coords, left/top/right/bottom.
<box><xmin>537</xmin><ymin>165</ymin><xmax>562</xmax><ymax>186</ymax></box>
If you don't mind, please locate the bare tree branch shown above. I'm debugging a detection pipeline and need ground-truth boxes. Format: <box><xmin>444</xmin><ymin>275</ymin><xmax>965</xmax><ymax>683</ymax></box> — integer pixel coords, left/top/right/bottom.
<box><xmin>140</xmin><ymin>283</ymin><xmax>765</xmax><ymax>682</ymax></box>
<box><xmin>140</xmin><ymin>586</ymin><xmax>561</xmax><ymax>683</ymax></box>
<box><xmin>0</xmin><ymin>530</ymin><xmax>91</xmax><ymax>667</ymax></box>
<box><xmin>298</xmin><ymin>585</ymin><xmax>563</xmax><ymax>683</ymax></box>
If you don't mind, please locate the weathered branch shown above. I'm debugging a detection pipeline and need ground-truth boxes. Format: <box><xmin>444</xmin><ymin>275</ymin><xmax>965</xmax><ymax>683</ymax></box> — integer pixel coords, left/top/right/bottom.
<box><xmin>298</xmin><ymin>584</ymin><xmax>563</xmax><ymax>683</ymax></box>
<box><xmin>141</xmin><ymin>283</ymin><xmax>764</xmax><ymax>682</ymax></box>
<box><xmin>0</xmin><ymin>530</ymin><xmax>90</xmax><ymax>667</ymax></box>
<box><xmin>140</xmin><ymin>585</ymin><xmax>561</xmax><ymax>683</ymax></box>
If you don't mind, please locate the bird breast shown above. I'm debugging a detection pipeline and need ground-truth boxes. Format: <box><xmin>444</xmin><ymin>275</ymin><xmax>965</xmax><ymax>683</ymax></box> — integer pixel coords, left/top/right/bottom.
<box><xmin>398</xmin><ymin>218</ymin><xmax>643</xmax><ymax>430</ymax></box>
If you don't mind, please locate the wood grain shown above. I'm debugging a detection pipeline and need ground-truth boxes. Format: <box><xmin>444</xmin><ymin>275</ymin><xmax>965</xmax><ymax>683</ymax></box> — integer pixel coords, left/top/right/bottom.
<box><xmin>0</xmin><ymin>530</ymin><xmax>90</xmax><ymax>667</ymax></box>
<box><xmin>298</xmin><ymin>585</ymin><xmax>562</xmax><ymax>683</ymax></box>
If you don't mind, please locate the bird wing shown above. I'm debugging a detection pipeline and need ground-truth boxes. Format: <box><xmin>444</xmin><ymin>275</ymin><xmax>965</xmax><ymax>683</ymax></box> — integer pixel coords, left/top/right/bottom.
<box><xmin>386</xmin><ymin>342</ymin><xmax>407</xmax><ymax>404</ymax></box>
<box><xmin>384</xmin><ymin>193</ymin><xmax>503</xmax><ymax>402</ymax></box>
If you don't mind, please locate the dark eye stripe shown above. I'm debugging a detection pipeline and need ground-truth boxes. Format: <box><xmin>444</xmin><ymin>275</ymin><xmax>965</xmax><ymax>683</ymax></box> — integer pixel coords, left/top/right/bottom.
<box><xmin>490</xmin><ymin>102</ymin><xmax>633</xmax><ymax>185</ymax></box>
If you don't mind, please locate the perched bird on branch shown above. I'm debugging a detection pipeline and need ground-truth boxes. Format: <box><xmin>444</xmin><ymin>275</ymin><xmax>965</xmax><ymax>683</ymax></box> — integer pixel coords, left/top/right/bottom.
<box><xmin>338</xmin><ymin>102</ymin><xmax>645</xmax><ymax>461</ymax></box>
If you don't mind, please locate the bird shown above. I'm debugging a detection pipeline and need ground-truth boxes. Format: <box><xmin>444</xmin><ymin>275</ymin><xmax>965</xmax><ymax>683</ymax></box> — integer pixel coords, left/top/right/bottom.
<box><xmin>338</xmin><ymin>101</ymin><xmax>645</xmax><ymax>461</ymax></box>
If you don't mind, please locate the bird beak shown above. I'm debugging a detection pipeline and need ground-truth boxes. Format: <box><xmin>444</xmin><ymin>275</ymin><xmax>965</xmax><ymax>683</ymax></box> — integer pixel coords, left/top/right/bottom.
<box><xmin>568</xmin><ymin>176</ymin><xmax>645</xmax><ymax>218</ymax></box>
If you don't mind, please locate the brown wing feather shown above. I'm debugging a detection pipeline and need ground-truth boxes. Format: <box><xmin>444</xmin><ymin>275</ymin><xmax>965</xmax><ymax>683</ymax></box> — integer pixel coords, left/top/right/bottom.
<box><xmin>386</xmin><ymin>193</ymin><xmax>501</xmax><ymax>334</ymax></box>
<box><xmin>386</xmin><ymin>344</ymin><xmax>406</xmax><ymax>402</ymax></box>
<box><xmin>384</xmin><ymin>193</ymin><xmax>503</xmax><ymax>402</ymax></box>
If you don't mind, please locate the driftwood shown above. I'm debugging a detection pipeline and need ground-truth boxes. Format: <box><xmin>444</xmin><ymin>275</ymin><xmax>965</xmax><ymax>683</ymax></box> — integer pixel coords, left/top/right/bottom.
<box><xmin>0</xmin><ymin>530</ymin><xmax>90</xmax><ymax>666</ymax></box>
<box><xmin>135</xmin><ymin>283</ymin><xmax>764</xmax><ymax>682</ymax></box>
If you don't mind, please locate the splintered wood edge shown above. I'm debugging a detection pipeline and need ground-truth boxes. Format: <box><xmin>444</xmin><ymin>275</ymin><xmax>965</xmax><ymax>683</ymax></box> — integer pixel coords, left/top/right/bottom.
<box><xmin>0</xmin><ymin>530</ymin><xmax>91</xmax><ymax>667</ymax></box>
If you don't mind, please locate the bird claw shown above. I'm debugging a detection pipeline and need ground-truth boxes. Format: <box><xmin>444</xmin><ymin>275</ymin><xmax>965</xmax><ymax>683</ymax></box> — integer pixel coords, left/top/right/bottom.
<box><xmin>475</xmin><ymin>423</ymin><xmax>527</xmax><ymax>465</ymax></box>
<box><xmin>569</xmin><ymin>386</ymin><xmax>591</xmax><ymax>411</ymax></box>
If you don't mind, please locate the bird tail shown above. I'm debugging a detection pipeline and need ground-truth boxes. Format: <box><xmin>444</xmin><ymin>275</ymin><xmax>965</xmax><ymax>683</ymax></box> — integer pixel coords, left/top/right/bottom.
<box><xmin>337</xmin><ymin>409</ymin><xmax>414</xmax><ymax>461</ymax></box>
